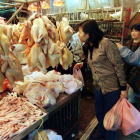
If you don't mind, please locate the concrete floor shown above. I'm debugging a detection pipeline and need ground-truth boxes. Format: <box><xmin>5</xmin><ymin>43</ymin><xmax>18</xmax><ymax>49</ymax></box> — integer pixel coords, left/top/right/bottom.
<box><xmin>78</xmin><ymin>90</ymin><xmax>140</xmax><ymax>140</ymax></box>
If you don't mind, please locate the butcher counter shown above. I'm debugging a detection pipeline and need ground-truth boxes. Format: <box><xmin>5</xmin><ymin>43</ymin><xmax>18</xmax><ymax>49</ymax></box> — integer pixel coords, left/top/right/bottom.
<box><xmin>9</xmin><ymin>90</ymin><xmax>81</xmax><ymax>140</ymax></box>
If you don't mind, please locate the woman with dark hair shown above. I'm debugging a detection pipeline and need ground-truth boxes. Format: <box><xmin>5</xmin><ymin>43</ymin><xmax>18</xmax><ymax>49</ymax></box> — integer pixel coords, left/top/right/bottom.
<box><xmin>116</xmin><ymin>23</ymin><xmax>140</xmax><ymax>110</ymax></box>
<box><xmin>74</xmin><ymin>20</ymin><xmax>127</xmax><ymax>140</ymax></box>
<box><xmin>122</xmin><ymin>23</ymin><xmax>140</xmax><ymax>106</ymax></box>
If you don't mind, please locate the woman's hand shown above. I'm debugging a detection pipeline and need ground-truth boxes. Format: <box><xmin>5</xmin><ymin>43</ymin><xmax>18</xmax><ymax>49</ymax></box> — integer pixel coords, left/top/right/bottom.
<box><xmin>116</xmin><ymin>43</ymin><xmax>123</xmax><ymax>49</ymax></box>
<box><xmin>74</xmin><ymin>62</ymin><xmax>83</xmax><ymax>69</ymax></box>
<box><xmin>120</xmin><ymin>90</ymin><xmax>128</xmax><ymax>99</ymax></box>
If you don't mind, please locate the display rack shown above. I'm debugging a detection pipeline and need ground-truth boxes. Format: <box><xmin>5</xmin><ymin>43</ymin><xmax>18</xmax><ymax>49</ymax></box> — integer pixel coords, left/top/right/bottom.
<box><xmin>97</xmin><ymin>21</ymin><xmax>125</xmax><ymax>44</ymax></box>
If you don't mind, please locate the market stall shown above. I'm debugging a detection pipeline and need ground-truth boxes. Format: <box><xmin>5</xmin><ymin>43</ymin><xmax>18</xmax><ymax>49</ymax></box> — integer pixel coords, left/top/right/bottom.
<box><xmin>0</xmin><ymin>0</ymin><xmax>140</xmax><ymax>140</ymax></box>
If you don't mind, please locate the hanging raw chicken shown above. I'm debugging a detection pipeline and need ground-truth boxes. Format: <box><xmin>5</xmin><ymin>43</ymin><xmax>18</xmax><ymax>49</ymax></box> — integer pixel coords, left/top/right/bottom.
<box><xmin>31</xmin><ymin>18</ymin><xmax>48</xmax><ymax>54</ymax></box>
<box><xmin>57</xmin><ymin>17</ymin><xmax>74</xmax><ymax>44</ymax></box>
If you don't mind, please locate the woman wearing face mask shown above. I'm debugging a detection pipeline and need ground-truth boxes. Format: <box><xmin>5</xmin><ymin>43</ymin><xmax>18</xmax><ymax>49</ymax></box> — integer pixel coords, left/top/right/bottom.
<box><xmin>74</xmin><ymin>20</ymin><xmax>127</xmax><ymax>140</ymax></box>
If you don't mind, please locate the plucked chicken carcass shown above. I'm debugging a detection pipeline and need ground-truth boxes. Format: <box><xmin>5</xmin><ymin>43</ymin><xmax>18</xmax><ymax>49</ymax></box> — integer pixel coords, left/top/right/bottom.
<box><xmin>12</xmin><ymin>44</ymin><xmax>27</xmax><ymax>64</ymax></box>
<box><xmin>11</xmin><ymin>24</ymin><xmax>21</xmax><ymax>44</ymax></box>
<box><xmin>27</xmin><ymin>43</ymin><xmax>47</xmax><ymax>73</ymax></box>
<box><xmin>42</xmin><ymin>15</ymin><xmax>59</xmax><ymax>42</ymax></box>
<box><xmin>46</xmin><ymin>38</ymin><xmax>63</xmax><ymax>68</ymax></box>
<box><xmin>0</xmin><ymin>70</ymin><xmax>5</xmax><ymax>92</ymax></box>
<box><xmin>31</xmin><ymin>18</ymin><xmax>48</xmax><ymax>54</ymax></box>
<box><xmin>18</xmin><ymin>23</ymin><xmax>34</xmax><ymax>47</ymax></box>
<box><xmin>5</xmin><ymin>51</ymin><xmax>24</xmax><ymax>88</ymax></box>
<box><xmin>0</xmin><ymin>26</ymin><xmax>10</xmax><ymax>60</ymax></box>
<box><xmin>27</xmin><ymin>13</ymin><xmax>38</xmax><ymax>26</ymax></box>
<box><xmin>58</xmin><ymin>42</ymin><xmax>73</xmax><ymax>70</ymax></box>
<box><xmin>1</xmin><ymin>25</ymin><xmax>13</xmax><ymax>41</ymax></box>
<box><xmin>57</xmin><ymin>17</ymin><xmax>74</xmax><ymax>44</ymax></box>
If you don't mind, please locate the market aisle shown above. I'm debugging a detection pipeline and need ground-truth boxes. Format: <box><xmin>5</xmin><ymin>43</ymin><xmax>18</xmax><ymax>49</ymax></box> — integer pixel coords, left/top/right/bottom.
<box><xmin>76</xmin><ymin>89</ymin><xmax>140</xmax><ymax>140</ymax></box>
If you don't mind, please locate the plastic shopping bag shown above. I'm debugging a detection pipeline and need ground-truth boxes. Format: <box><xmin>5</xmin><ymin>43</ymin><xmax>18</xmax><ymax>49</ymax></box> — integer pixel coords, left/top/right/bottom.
<box><xmin>103</xmin><ymin>98</ymin><xmax>124</xmax><ymax>131</ymax></box>
<box><xmin>121</xmin><ymin>98</ymin><xmax>140</xmax><ymax>136</ymax></box>
<box><xmin>73</xmin><ymin>68</ymin><xmax>84</xmax><ymax>85</ymax></box>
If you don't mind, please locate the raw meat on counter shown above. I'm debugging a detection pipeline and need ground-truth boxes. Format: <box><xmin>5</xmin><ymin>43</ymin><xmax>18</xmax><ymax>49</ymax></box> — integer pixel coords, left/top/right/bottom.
<box><xmin>0</xmin><ymin>95</ymin><xmax>47</xmax><ymax>140</ymax></box>
<box><xmin>13</xmin><ymin>70</ymin><xmax>83</xmax><ymax>107</ymax></box>
<box><xmin>59</xmin><ymin>74</ymin><xmax>82</xmax><ymax>94</ymax></box>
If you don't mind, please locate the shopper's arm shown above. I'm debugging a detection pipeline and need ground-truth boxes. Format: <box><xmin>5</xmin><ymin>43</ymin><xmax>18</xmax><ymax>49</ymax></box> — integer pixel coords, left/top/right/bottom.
<box><xmin>119</xmin><ymin>46</ymin><xmax>140</xmax><ymax>67</ymax></box>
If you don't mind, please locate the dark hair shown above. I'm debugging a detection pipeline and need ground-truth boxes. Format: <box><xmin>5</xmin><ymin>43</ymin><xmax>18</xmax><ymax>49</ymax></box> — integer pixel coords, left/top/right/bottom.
<box><xmin>131</xmin><ymin>23</ymin><xmax>140</xmax><ymax>31</ymax></box>
<box><xmin>77</xmin><ymin>20</ymin><xmax>104</xmax><ymax>48</ymax></box>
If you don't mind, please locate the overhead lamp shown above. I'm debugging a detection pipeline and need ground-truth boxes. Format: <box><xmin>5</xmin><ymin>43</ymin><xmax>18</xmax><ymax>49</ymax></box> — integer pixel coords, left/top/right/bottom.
<box><xmin>53</xmin><ymin>0</ymin><xmax>65</xmax><ymax>6</ymax></box>
<box><xmin>41</xmin><ymin>0</ymin><xmax>50</xmax><ymax>9</ymax></box>
<box><xmin>28</xmin><ymin>3</ymin><xmax>37</xmax><ymax>11</ymax></box>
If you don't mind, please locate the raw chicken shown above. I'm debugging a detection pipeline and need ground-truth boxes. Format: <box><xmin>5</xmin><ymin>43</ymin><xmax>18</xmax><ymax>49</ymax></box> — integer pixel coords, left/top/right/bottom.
<box><xmin>27</xmin><ymin>43</ymin><xmax>47</xmax><ymax>73</ymax></box>
<box><xmin>22</xmin><ymin>65</ymin><xmax>31</xmax><ymax>76</ymax></box>
<box><xmin>27</xmin><ymin>13</ymin><xmax>38</xmax><ymax>26</ymax></box>
<box><xmin>0</xmin><ymin>95</ymin><xmax>46</xmax><ymax>140</ymax></box>
<box><xmin>45</xmin><ymin>70</ymin><xmax>61</xmax><ymax>82</ymax></box>
<box><xmin>11</xmin><ymin>24</ymin><xmax>20</xmax><ymax>44</ymax></box>
<box><xmin>59</xmin><ymin>74</ymin><xmax>82</xmax><ymax>94</ymax></box>
<box><xmin>0</xmin><ymin>70</ymin><xmax>5</xmax><ymax>92</ymax></box>
<box><xmin>19</xmin><ymin>23</ymin><xmax>34</xmax><ymax>47</ymax></box>
<box><xmin>42</xmin><ymin>15</ymin><xmax>59</xmax><ymax>42</ymax></box>
<box><xmin>0</xmin><ymin>26</ymin><xmax>10</xmax><ymax>60</ymax></box>
<box><xmin>5</xmin><ymin>52</ymin><xmax>24</xmax><ymax>88</ymax></box>
<box><xmin>31</xmin><ymin>18</ymin><xmax>48</xmax><ymax>54</ymax></box>
<box><xmin>57</xmin><ymin>17</ymin><xmax>74</xmax><ymax>44</ymax></box>
<box><xmin>24</xmin><ymin>83</ymin><xmax>56</xmax><ymax>107</ymax></box>
<box><xmin>46</xmin><ymin>81</ymin><xmax>64</xmax><ymax>98</ymax></box>
<box><xmin>12</xmin><ymin>44</ymin><xmax>27</xmax><ymax>64</ymax></box>
<box><xmin>46</xmin><ymin>38</ymin><xmax>63</xmax><ymax>68</ymax></box>
<box><xmin>59</xmin><ymin>43</ymin><xmax>73</xmax><ymax>70</ymax></box>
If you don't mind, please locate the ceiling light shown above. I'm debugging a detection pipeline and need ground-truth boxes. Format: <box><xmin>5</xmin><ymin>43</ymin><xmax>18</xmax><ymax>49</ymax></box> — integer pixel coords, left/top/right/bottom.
<box><xmin>53</xmin><ymin>0</ymin><xmax>65</xmax><ymax>6</ymax></box>
<box><xmin>41</xmin><ymin>0</ymin><xmax>50</xmax><ymax>9</ymax></box>
<box><xmin>28</xmin><ymin>3</ymin><xmax>37</xmax><ymax>11</ymax></box>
